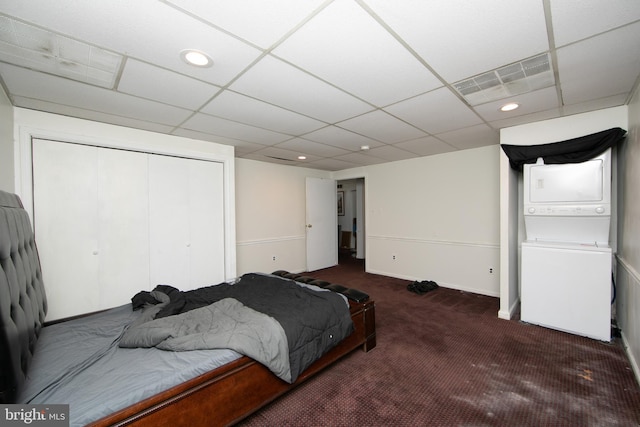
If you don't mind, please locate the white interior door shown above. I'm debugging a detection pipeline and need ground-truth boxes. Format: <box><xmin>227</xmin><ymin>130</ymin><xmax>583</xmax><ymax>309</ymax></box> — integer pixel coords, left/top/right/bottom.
<box><xmin>306</xmin><ymin>177</ymin><xmax>337</xmax><ymax>272</ymax></box>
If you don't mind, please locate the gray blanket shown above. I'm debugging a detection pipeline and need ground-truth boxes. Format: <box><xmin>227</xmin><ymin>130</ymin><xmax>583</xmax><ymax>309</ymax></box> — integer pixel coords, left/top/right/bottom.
<box><xmin>120</xmin><ymin>273</ymin><xmax>354</xmax><ymax>383</ymax></box>
<box><xmin>121</xmin><ymin>298</ymin><xmax>291</xmax><ymax>381</ymax></box>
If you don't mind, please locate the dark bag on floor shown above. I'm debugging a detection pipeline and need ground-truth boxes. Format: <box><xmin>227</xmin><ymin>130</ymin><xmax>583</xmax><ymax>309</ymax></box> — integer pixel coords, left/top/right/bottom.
<box><xmin>407</xmin><ymin>280</ymin><xmax>439</xmax><ymax>295</ymax></box>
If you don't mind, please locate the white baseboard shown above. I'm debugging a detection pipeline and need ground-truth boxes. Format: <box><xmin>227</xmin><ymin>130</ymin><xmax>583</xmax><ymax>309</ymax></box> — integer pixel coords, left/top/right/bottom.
<box><xmin>498</xmin><ymin>297</ymin><xmax>520</xmax><ymax>320</ymax></box>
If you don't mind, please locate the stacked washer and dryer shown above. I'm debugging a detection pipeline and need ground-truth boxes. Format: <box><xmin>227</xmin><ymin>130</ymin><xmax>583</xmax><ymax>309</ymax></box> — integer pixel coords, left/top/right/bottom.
<box><xmin>520</xmin><ymin>148</ymin><xmax>613</xmax><ymax>342</ymax></box>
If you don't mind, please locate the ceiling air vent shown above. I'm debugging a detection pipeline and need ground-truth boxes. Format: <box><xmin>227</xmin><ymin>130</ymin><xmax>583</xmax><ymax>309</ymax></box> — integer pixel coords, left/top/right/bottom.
<box><xmin>0</xmin><ymin>16</ymin><xmax>123</xmax><ymax>89</ymax></box>
<box><xmin>264</xmin><ymin>155</ymin><xmax>295</xmax><ymax>162</ymax></box>
<box><xmin>453</xmin><ymin>53</ymin><xmax>554</xmax><ymax>106</ymax></box>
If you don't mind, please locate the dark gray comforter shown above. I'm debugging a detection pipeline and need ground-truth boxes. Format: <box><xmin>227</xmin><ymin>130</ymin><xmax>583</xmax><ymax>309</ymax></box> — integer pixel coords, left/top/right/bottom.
<box><xmin>120</xmin><ymin>273</ymin><xmax>354</xmax><ymax>383</ymax></box>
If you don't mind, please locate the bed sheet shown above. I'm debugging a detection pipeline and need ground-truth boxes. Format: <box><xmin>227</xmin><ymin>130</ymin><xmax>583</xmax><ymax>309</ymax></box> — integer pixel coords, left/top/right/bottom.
<box><xmin>18</xmin><ymin>304</ymin><xmax>242</xmax><ymax>427</ymax></box>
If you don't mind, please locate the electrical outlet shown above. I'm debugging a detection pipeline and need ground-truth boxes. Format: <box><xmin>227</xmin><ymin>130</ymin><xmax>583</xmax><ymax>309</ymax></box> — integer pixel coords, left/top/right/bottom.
<box><xmin>392</xmin><ymin>254</ymin><xmax>396</xmax><ymax>260</ymax></box>
<box><xmin>489</xmin><ymin>267</ymin><xmax>493</xmax><ymax>274</ymax></box>
<box><xmin>272</xmin><ymin>255</ymin><xmax>276</xmax><ymax>261</ymax></box>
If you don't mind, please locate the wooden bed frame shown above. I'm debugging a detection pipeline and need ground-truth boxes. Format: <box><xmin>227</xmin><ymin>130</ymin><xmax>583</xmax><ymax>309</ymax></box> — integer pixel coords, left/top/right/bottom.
<box><xmin>0</xmin><ymin>189</ymin><xmax>376</xmax><ymax>427</ymax></box>
<box><xmin>89</xmin><ymin>299</ymin><xmax>376</xmax><ymax>427</ymax></box>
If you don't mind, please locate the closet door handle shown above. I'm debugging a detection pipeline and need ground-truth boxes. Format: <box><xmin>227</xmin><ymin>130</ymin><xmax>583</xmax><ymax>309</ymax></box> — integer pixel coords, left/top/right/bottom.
<box><xmin>306</xmin><ymin>224</ymin><xmax>312</xmax><ymax>228</ymax></box>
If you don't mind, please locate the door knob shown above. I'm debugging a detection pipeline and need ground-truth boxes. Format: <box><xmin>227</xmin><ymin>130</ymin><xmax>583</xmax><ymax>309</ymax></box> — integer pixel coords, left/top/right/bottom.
<box><xmin>306</xmin><ymin>224</ymin><xmax>312</xmax><ymax>228</ymax></box>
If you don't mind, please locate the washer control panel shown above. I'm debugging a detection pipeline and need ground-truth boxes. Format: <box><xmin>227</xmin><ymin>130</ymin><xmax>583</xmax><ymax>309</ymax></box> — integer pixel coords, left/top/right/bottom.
<box><xmin>525</xmin><ymin>204</ymin><xmax>609</xmax><ymax>216</ymax></box>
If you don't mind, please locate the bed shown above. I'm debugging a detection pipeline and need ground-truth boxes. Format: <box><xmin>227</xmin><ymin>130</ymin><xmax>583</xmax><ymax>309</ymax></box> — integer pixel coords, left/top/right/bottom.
<box><xmin>0</xmin><ymin>190</ymin><xmax>376</xmax><ymax>426</ymax></box>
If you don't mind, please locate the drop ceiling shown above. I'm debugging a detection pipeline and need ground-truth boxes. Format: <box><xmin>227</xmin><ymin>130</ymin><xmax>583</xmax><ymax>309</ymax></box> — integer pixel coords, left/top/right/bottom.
<box><xmin>0</xmin><ymin>0</ymin><xmax>639</xmax><ymax>171</ymax></box>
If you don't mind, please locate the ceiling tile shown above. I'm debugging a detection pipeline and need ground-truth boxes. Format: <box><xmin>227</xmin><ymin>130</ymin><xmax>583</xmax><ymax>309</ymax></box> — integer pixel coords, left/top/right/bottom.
<box><xmin>249</xmin><ymin>146</ymin><xmax>318</xmax><ymax>163</ymax></box>
<box><xmin>118</xmin><ymin>59</ymin><xmax>221</xmax><ymax>109</ymax></box>
<box><xmin>338</xmin><ymin>110</ymin><xmax>426</xmax><ymax>143</ymax></box>
<box><xmin>239</xmin><ymin>151</ymin><xmax>296</xmax><ymax>166</ymax></box>
<box><xmin>302</xmin><ymin>125</ymin><xmax>383</xmax><ymax>151</ymax></box>
<box><xmin>0</xmin><ymin>0</ymin><xmax>262</xmax><ymax>86</ymax></box>
<box><xmin>557</xmin><ymin>22</ymin><xmax>640</xmax><ymax>105</ymax></box>
<box><xmin>13</xmin><ymin>96</ymin><xmax>178</xmax><ymax>134</ymax></box>
<box><xmin>385</xmin><ymin>87</ymin><xmax>483</xmax><ymax>134</ymax></box>
<box><xmin>171</xmin><ymin>128</ymin><xmax>262</xmax><ymax>154</ymax></box>
<box><xmin>334</xmin><ymin>152</ymin><xmax>387</xmax><ymax>166</ymax></box>
<box><xmin>489</xmin><ymin>107</ymin><xmax>563</xmax><ymax>131</ymax></box>
<box><xmin>229</xmin><ymin>55</ymin><xmax>374</xmax><ymax>123</ymax></box>
<box><xmin>393</xmin><ymin>136</ymin><xmax>457</xmax><ymax>157</ymax></box>
<box><xmin>561</xmin><ymin>94</ymin><xmax>630</xmax><ymax>116</ymax></box>
<box><xmin>436</xmin><ymin>124</ymin><xmax>499</xmax><ymax>150</ymax></box>
<box><xmin>165</xmin><ymin>0</ymin><xmax>327</xmax><ymax>49</ymax></box>
<box><xmin>200</xmin><ymin>90</ymin><xmax>325</xmax><ymax>135</ymax></box>
<box><xmin>472</xmin><ymin>86</ymin><xmax>559</xmax><ymax>122</ymax></box>
<box><xmin>239</xmin><ymin>149</ymin><xmax>314</xmax><ymax>168</ymax></box>
<box><xmin>273</xmin><ymin>0</ymin><xmax>441</xmax><ymax>106</ymax></box>
<box><xmin>364</xmin><ymin>0</ymin><xmax>549</xmax><ymax>82</ymax></box>
<box><xmin>488</xmin><ymin>96</ymin><xmax>629</xmax><ymax>132</ymax></box>
<box><xmin>550</xmin><ymin>0</ymin><xmax>640</xmax><ymax>46</ymax></box>
<box><xmin>0</xmin><ymin>62</ymin><xmax>192</xmax><ymax>125</ymax></box>
<box><xmin>181</xmin><ymin>112</ymin><xmax>291</xmax><ymax>145</ymax></box>
<box><xmin>305</xmin><ymin>157</ymin><xmax>359</xmax><ymax>171</ymax></box>
<box><xmin>275</xmin><ymin>138</ymin><xmax>351</xmax><ymax>158</ymax></box>
<box><xmin>366</xmin><ymin>144</ymin><xmax>417</xmax><ymax>162</ymax></box>
<box><xmin>0</xmin><ymin>16</ymin><xmax>123</xmax><ymax>88</ymax></box>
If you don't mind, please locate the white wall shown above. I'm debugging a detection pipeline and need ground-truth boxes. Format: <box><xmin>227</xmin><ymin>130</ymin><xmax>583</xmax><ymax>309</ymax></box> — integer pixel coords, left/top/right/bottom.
<box><xmin>498</xmin><ymin>145</ymin><xmax>520</xmax><ymax>319</ymax></box>
<box><xmin>236</xmin><ymin>146</ymin><xmax>501</xmax><ymax>296</ymax></box>
<box><xmin>616</xmin><ymin>83</ymin><xmax>640</xmax><ymax>381</ymax></box>
<box><xmin>0</xmin><ymin>85</ymin><xmax>14</xmax><ymax>192</ymax></box>
<box><xmin>235</xmin><ymin>158</ymin><xmax>329</xmax><ymax>275</ymax></box>
<box><xmin>338</xmin><ymin>145</ymin><xmax>501</xmax><ymax>296</ymax></box>
<box><xmin>499</xmin><ymin>106</ymin><xmax>628</xmax><ymax>320</ymax></box>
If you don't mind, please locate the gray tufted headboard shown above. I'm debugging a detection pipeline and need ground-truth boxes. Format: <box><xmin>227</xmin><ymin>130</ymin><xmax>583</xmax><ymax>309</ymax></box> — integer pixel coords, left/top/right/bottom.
<box><xmin>0</xmin><ymin>190</ymin><xmax>47</xmax><ymax>403</ymax></box>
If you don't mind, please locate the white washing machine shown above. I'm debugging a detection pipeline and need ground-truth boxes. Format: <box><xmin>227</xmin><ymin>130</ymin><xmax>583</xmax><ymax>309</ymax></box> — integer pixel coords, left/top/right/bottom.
<box><xmin>521</xmin><ymin>240</ymin><xmax>612</xmax><ymax>341</ymax></box>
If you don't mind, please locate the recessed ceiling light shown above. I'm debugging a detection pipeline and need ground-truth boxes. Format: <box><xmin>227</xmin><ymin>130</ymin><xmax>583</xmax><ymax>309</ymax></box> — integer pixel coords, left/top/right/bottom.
<box><xmin>180</xmin><ymin>49</ymin><xmax>213</xmax><ymax>68</ymax></box>
<box><xmin>500</xmin><ymin>102</ymin><xmax>520</xmax><ymax>112</ymax></box>
<box><xmin>360</xmin><ymin>145</ymin><xmax>370</xmax><ymax>151</ymax></box>
<box><xmin>297</xmin><ymin>155</ymin><xmax>307</xmax><ymax>160</ymax></box>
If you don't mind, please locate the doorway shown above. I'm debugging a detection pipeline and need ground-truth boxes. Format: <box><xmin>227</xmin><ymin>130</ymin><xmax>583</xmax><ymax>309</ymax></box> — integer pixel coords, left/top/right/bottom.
<box><xmin>337</xmin><ymin>178</ymin><xmax>365</xmax><ymax>270</ymax></box>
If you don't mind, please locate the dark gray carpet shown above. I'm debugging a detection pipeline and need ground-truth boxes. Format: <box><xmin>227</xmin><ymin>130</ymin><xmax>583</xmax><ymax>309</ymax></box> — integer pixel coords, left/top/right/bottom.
<box><xmin>240</xmin><ymin>257</ymin><xmax>640</xmax><ymax>426</ymax></box>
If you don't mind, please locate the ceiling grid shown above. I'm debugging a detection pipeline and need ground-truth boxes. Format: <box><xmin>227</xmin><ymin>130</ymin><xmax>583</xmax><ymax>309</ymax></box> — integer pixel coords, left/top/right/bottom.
<box><xmin>0</xmin><ymin>0</ymin><xmax>638</xmax><ymax>170</ymax></box>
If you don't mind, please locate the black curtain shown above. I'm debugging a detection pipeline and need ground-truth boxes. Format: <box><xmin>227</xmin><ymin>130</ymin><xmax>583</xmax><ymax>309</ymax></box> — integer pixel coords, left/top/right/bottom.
<box><xmin>500</xmin><ymin>127</ymin><xmax>626</xmax><ymax>171</ymax></box>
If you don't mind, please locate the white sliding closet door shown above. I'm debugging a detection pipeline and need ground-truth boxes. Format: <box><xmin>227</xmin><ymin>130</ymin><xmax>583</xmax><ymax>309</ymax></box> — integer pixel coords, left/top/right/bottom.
<box><xmin>148</xmin><ymin>155</ymin><xmax>225</xmax><ymax>290</ymax></box>
<box><xmin>33</xmin><ymin>140</ymin><xmax>99</xmax><ymax>320</ymax></box>
<box><xmin>32</xmin><ymin>139</ymin><xmax>149</xmax><ymax>320</ymax></box>
<box><xmin>33</xmin><ymin>139</ymin><xmax>226</xmax><ymax>320</ymax></box>
<box><xmin>97</xmin><ymin>148</ymin><xmax>150</xmax><ymax>307</ymax></box>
